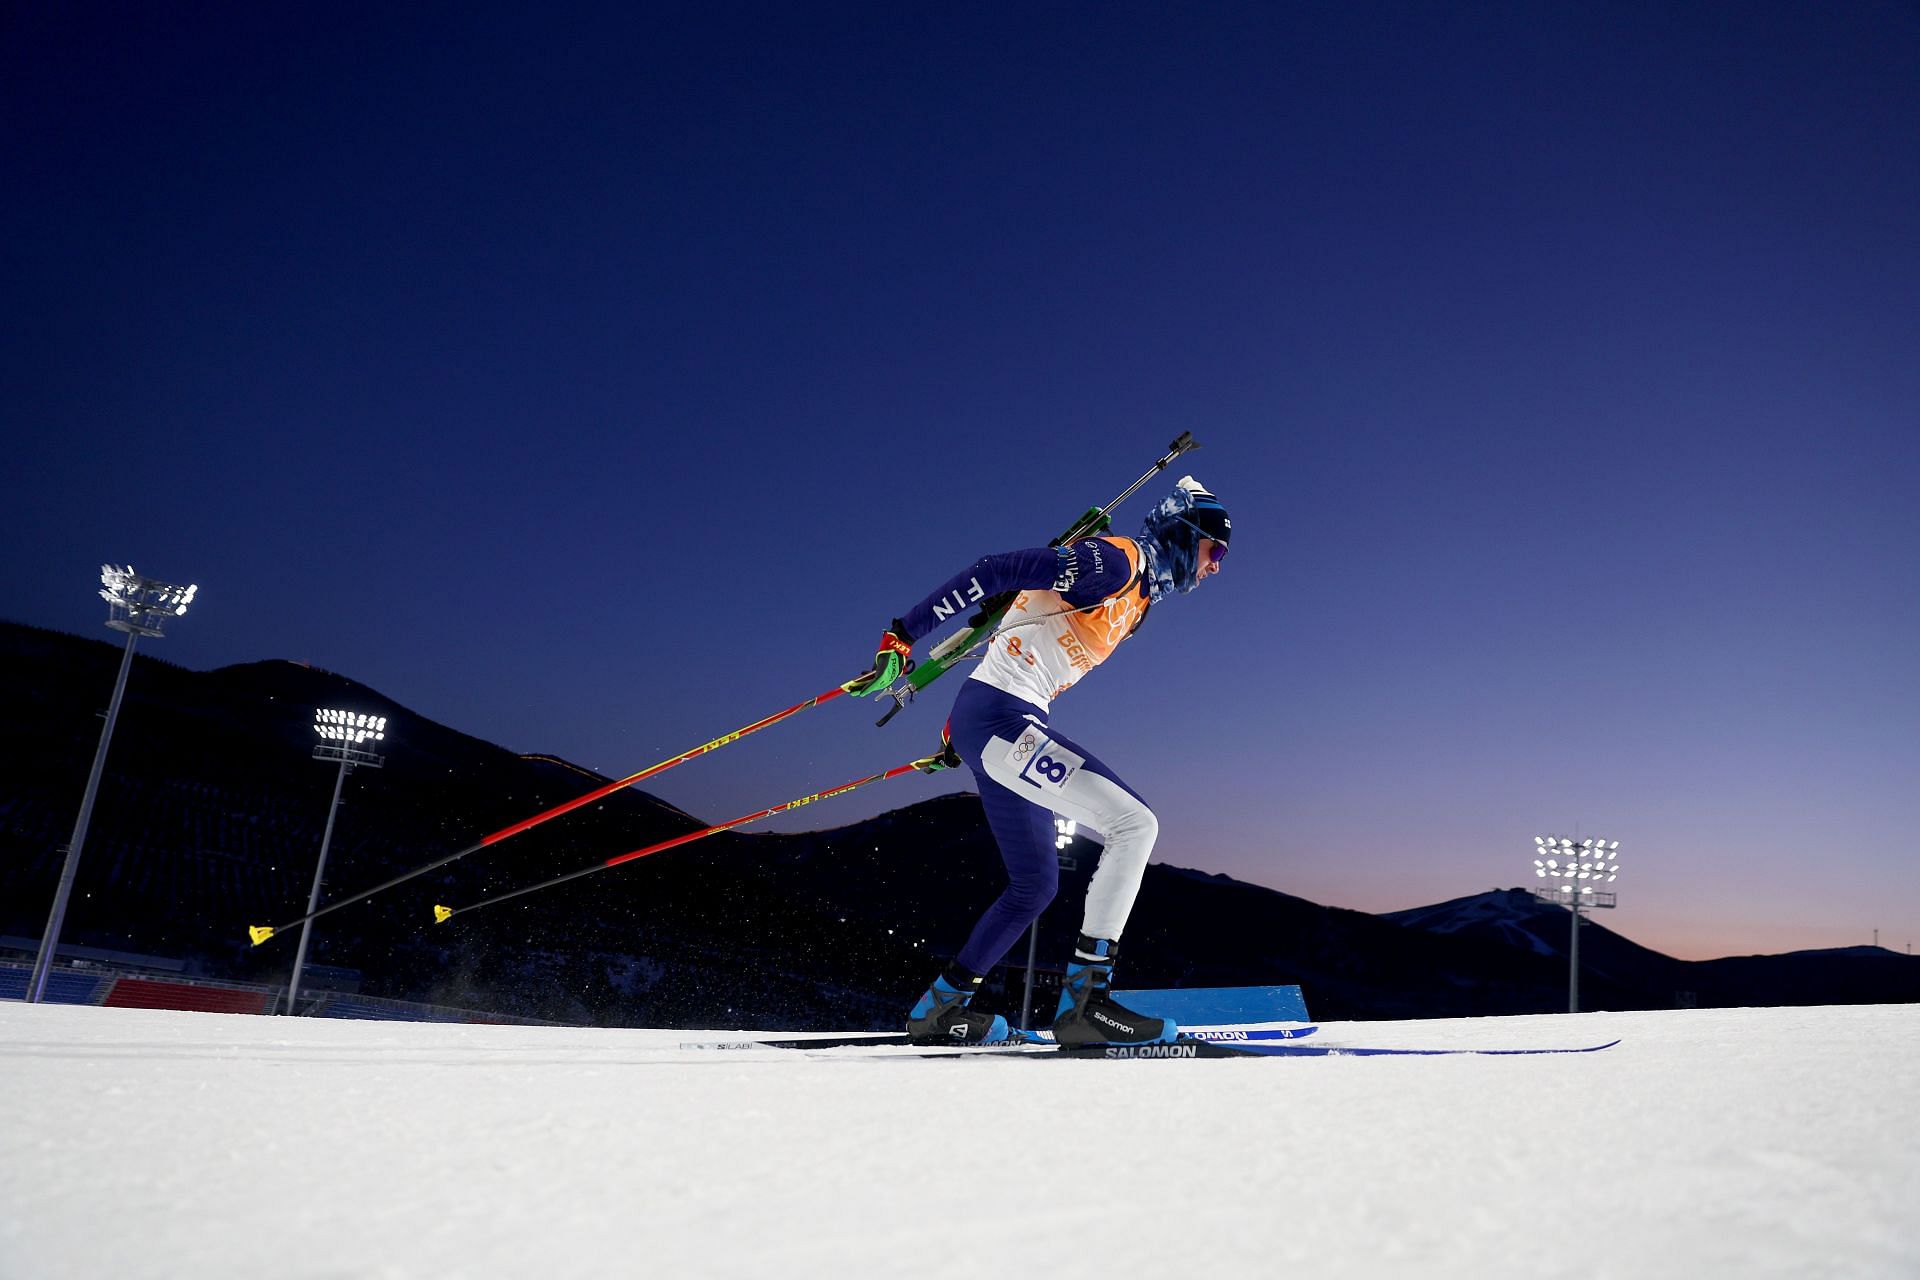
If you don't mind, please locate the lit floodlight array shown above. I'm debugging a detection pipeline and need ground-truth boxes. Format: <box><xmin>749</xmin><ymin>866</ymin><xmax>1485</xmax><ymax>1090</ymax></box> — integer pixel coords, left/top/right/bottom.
<box><xmin>1532</xmin><ymin>834</ymin><xmax>1621</xmax><ymax>893</ymax></box>
<box><xmin>1055</xmin><ymin>817</ymin><xmax>1077</xmax><ymax>851</ymax></box>
<box><xmin>289</xmin><ymin>707</ymin><xmax>392</xmax><ymax>1013</ymax></box>
<box><xmin>99</xmin><ymin>564</ymin><xmax>199</xmax><ymax>622</ymax></box>
<box><xmin>31</xmin><ymin>560</ymin><xmax>200</xmax><ymax>1001</ymax></box>
<box><xmin>314</xmin><ymin>709</ymin><xmax>388</xmax><ymax>745</ymax></box>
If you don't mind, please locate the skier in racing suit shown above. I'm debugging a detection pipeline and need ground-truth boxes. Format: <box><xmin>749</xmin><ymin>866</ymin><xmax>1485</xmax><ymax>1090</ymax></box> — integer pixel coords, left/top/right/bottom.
<box><xmin>847</xmin><ymin>476</ymin><xmax>1231</xmax><ymax>1045</ymax></box>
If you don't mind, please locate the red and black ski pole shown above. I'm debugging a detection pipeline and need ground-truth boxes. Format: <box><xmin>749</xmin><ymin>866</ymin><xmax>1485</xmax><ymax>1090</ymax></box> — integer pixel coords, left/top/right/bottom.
<box><xmin>431</xmin><ymin>751</ymin><xmax>948</xmax><ymax>923</ymax></box>
<box><xmin>248</xmin><ymin>681</ymin><xmax>859</xmax><ymax>945</ymax></box>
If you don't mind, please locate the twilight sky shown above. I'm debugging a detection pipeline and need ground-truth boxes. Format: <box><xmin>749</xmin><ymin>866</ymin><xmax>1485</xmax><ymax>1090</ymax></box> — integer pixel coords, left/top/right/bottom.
<box><xmin>4</xmin><ymin>4</ymin><xmax>1916</xmax><ymax>962</ymax></box>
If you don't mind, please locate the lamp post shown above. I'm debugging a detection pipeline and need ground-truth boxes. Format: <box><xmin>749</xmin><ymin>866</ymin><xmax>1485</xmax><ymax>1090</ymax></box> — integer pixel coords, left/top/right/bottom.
<box><xmin>1530</xmin><ymin>834</ymin><xmax>1621</xmax><ymax>1014</ymax></box>
<box><xmin>285</xmin><ymin>709</ymin><xmax>388</xmax><ymax>1014</ymax></box>
<box><xmin>28</xmin><ymin>566</ymin><xmax>198</xmax><ymax>1003</ymax></box>
<box><xmin>1018</xmin><ymin>817</ymin><xmax>1080</xmax><ymax>1030</ymax></box>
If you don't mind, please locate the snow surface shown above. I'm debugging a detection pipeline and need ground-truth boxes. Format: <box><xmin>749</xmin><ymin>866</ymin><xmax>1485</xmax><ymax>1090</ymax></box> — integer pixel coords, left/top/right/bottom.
<box><xmin>2</xmin><ymin>1001</ymin><xmax>1915</xmax><ymax>1280</ymax></box>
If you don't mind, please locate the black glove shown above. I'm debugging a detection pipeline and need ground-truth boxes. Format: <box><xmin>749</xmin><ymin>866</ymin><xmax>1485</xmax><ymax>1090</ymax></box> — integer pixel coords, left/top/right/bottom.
<box><xmin>911</xmin><ymin>738</ymin><xmax>962</xmax><ymax>774</ymax></box>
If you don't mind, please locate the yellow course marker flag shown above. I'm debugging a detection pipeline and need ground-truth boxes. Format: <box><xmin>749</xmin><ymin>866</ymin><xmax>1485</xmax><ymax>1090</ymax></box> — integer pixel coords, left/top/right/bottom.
<box><xmin>248</xmin><ymin>926</ymin><xmax>275</xmax><ymax>946</ymax></box>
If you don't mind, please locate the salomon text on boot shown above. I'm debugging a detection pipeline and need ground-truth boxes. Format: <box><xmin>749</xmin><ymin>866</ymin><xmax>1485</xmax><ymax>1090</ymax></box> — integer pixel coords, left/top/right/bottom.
<box><xmin>905</xmin><ymin>967</ymin><xmax>1010</xmax><ymax>1045</ymax></box>
<box><xmin>1051</xmin><ymin>936</ymin><xmax>1178</xmax><ymax>1046</ymax></box>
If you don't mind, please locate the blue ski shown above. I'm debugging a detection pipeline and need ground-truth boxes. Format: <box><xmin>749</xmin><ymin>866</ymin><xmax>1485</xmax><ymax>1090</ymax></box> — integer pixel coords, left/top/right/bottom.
<box><xmin>683</xmin><ymin>1025</ymin><xmax>1319</xmax><ymax>1052</ymax></box>
<box><xmin>1054</xmin><ymin>1037</ymin><xmax>1621</xmax><ymax>1060</ymax></box>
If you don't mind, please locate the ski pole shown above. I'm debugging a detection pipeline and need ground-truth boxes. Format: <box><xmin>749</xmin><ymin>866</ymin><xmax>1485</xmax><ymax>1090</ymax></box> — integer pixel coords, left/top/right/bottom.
<box><xmin>247</xmin><ymin>682</ymin><xmax>855</xmax><ymax>945</ymax></box>
<box><xmin>874</xmin><ymin>430</ymin><xmax>1201</xmax><ymax>725</ymax></box>
<box><xmin>431</xmin><ymin>751</ymin><xmax>948</xmax><ymax>923</ymax></box>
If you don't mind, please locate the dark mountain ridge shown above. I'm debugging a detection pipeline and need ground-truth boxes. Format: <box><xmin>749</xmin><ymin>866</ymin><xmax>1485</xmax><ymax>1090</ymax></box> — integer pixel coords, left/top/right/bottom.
<box><xmin>1384</xmin><ymin>889</ymin><xmax>1919</xmax><ymax>1009</ymax></box>
<box><xmin>5</xmin><ymin>620</ymin><xmax>1913</xmax><ymax>1025</ymax></box>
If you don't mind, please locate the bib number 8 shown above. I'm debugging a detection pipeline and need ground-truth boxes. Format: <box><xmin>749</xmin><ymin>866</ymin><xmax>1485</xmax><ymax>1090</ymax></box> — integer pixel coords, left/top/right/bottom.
<box><xmin>1006</xmin><ymin>731</ymin><xmax>1085</xmax><ymax>793</ymax></box>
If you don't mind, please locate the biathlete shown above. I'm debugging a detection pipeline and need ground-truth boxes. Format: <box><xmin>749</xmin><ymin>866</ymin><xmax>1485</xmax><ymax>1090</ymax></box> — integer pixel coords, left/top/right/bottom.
<box><xmin>847</xmin><ymin>476</ymin><xmax>1231</xmax><ymax>1046</ymax></box>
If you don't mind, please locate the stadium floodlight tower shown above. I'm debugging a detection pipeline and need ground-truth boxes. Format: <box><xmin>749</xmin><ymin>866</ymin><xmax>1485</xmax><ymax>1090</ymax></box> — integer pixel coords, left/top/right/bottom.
<box><xmin>28</xmin><ymin>566</ymin><xmax>198</xmax><ymax>1003</ymax></box>
<box><xmin>285</xmin><ymin>709</ymin><xmax>389</xmax><ymax>1014</ymax></box>
<box><xmin>1530</xmin><ymin>834</ymin><xmax>1622</xmax><ymax>1014</ymax></box>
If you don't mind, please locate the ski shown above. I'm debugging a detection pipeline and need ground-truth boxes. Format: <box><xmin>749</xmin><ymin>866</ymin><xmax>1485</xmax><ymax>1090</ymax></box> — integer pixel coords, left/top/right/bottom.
<box><xmin>680</xmin><ymin>1031</ymin><xmax>1047</xmax><ymax>1052</ymax></box>
<box><xmin>1053</xmin><ymin>1037</ymin><xmax>1622</xmax><ymax>1060</ymax></box>
<box><xmin>1149</xmin><ymin>1025</ymin><xmax>1319</xmax><ymax>1043</ymax></box>
<box><xmin>677</xmin><ymin>1024</ymin><xmax>1319</xmax><ymax>1052</ymax></box>
<box><xmin>677</xmin><ymin>1030</ymin><xmax>1619</xmax><ymax>1059</ymax></box>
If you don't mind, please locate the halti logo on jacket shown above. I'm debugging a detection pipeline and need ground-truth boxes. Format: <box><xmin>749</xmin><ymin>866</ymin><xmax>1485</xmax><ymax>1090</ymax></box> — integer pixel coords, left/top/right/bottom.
<box><xmin>931</xmin><ymin>577</ymin><xmax>987</xmax><ymax>622</ymax></box>
<box><xmin>1052</xmin><ymin>540</ymin><xmax>1106</xmax><ymax>592</ymax></box>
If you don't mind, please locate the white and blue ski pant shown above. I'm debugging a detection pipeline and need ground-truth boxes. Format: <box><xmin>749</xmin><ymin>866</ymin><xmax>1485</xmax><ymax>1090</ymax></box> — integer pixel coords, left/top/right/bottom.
<box><xmin>945</xmin><ymin>679</ymin><xmax>1159</xmax><ymax>975</ymax></box>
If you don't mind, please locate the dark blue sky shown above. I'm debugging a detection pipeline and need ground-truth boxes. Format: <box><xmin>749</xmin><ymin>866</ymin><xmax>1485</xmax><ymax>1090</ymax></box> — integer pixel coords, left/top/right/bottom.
<box><xmin>5</xmin><ymin>4</ymin><xmax>1916</xmax><ymax>959</ymax></box>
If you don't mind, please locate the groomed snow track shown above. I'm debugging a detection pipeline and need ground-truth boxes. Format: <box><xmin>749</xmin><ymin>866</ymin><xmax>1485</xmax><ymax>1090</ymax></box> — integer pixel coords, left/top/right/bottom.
<box><xmin>2</xmin><ymin>1001</ymin><xmax>1914</xmax><ymax>1278</ymax></box>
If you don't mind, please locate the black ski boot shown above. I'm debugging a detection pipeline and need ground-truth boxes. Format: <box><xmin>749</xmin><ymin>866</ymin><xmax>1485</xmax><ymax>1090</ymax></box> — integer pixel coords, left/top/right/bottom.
<box><xmin>905</xmin><ymin>967</ymin><xmax>1010</xmax><ymax>1045</ymax></box>
<box><xmin>1051</xmin><ymin>936</ymin><xmax>1178</xmax><ymax>1046</ymax></box>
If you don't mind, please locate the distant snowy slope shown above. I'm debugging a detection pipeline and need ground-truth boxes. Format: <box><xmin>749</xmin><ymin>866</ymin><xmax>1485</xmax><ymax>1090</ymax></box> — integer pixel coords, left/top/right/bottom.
<box><xmin>2</xmin><ymin>1001</ymin><xmax>1915</xmax><ymax>1279</ymax></box>
<box><xmin>1383</xmin><ymin>886</ymin><xmax>1570</xmax><ymax>955</ymax></box>
<box><xmin>1385</xmin><ymin>889</ymin><xmax>1920</xmax><ymax>1008</ymax></box>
